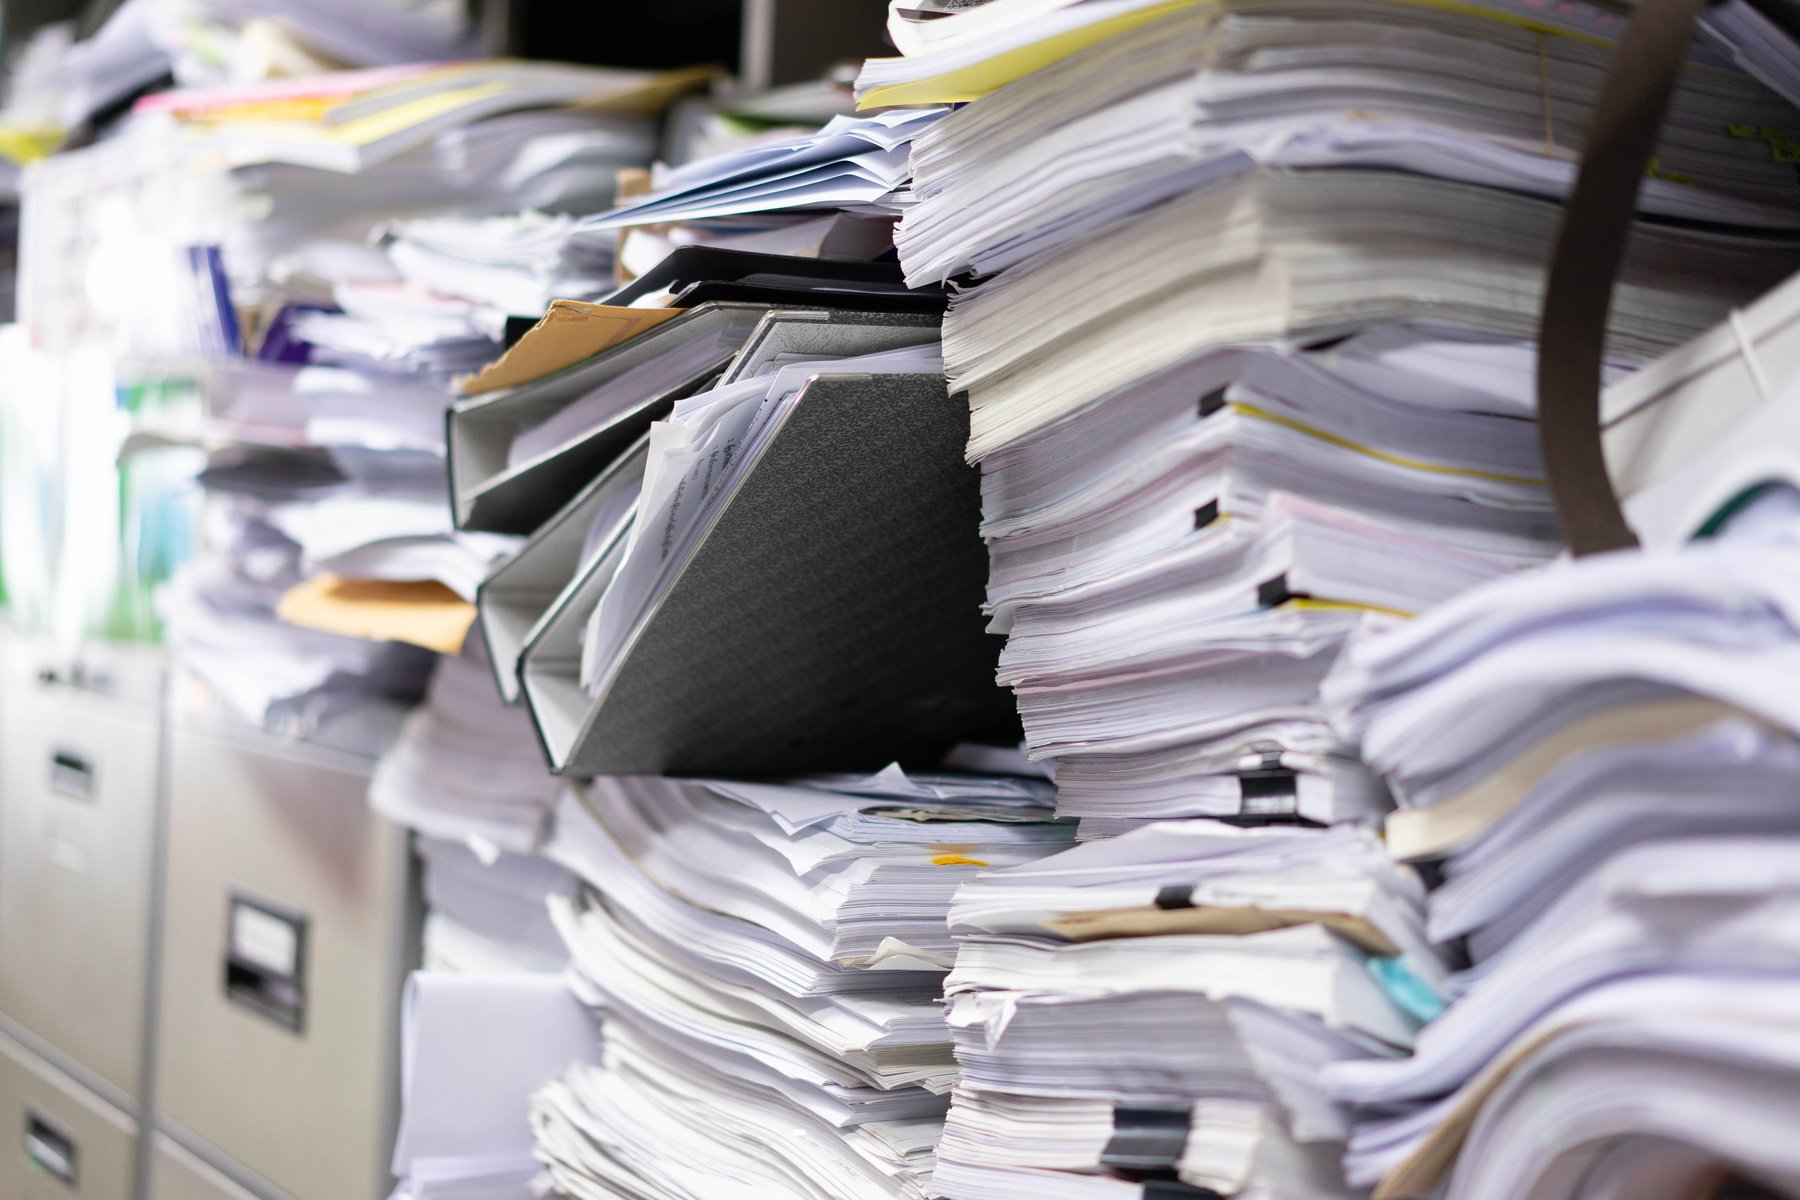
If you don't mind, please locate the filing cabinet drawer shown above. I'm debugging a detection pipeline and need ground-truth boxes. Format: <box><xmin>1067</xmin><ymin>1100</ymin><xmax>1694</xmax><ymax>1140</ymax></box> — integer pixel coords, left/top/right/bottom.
<box><xmin>149</xmin><ymin>1134</ymin><xmax>268</xmax><ymax>1200</ymax></box>
<box><xmin>0</xmin><ymin>1035</ymin><xmax>136</xmax><ymax>1200</ymax></box>
<box><xmin>157</xmin><ymin>725</ymin><xmax>416</xmax><ymax>1200</ymax></box>
<box><xmin>0</xmin><ymin>674</ymin><xmax>160</xmax><ymax>1097</ymax></box>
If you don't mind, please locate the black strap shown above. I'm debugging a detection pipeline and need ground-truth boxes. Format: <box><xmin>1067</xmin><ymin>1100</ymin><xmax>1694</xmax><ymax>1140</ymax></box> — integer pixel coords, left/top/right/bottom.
<box><xmin>1535</xmin><ymin>0</ymin><xmax>1714</xmax><ymax>555</ymax></box>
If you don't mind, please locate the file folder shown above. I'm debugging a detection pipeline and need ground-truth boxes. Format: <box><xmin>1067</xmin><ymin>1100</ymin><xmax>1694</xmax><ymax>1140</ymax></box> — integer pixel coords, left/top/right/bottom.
<box><xmin>527</xmin><ymin>372</ymin><xmax>1017</xmax><ymax>776</ymax></box>
<box><xmin>477</xmin><ymin>437</ymin><xmax>650</xmax><ymax>704</ymax></box>
<box><xmin>448</xmin><ymin>301</ymin><xmax>767</xmax><ymax>534</ymax></box>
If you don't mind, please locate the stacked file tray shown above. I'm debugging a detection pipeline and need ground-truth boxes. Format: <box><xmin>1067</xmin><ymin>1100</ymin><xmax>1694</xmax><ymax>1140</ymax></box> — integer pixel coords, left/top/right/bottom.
<box><xmin>470</xmin><ymin>291</ymin><xmax>1021</xmax><ymax>776</ymax></box>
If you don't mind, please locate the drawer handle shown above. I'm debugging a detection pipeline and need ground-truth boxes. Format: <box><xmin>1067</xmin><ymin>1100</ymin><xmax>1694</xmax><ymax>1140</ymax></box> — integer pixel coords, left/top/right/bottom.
<box><xmin>224</xmin><ymin>893</ymin><xmax>308</xmax><ymax>1034</ymax></box>
<box><xmin>24</xmin><ymin>1110</ymin><xmax>76</xmax><ymax>1186</ymax></box>
<box><xmin>48</xmin><ymin>751</ymin><xmax>94</xmax><ymax>799</ymax></box>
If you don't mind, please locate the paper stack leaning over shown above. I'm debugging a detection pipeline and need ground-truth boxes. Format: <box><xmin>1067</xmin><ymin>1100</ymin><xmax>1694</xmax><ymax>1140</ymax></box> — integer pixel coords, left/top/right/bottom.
<box><xmin>870</xmin><ymin>0</ymin><xmax>1800</xmax><ymax>829</ymax></box>
<box><xmin>1322</xmin><ymin>495</ymin><xmax>1800</xmax><ymax>1200</ymax></box>
<box><xmin>853</xmin><ymin>0</ymin><xmax>1800</xmax><ymax>1197</ymax></box>
<box><xmin>530</xmin><ymin>769</ymin><xmax>1075</xmax><ymax>1200</ymax></box>
<box><xmin>126</xmin><ymin>65</ymin><xmax>683</xmax><ymax>740</ymax></box>
<box><xmin>936</xmin><ymin>819</ymin><xmax>1443</xmax><ymax>1199</ymax></box>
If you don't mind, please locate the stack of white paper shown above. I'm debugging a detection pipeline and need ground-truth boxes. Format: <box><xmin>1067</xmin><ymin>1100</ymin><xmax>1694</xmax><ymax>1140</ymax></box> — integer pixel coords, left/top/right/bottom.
<box><xmin>570</xmin><ymin>107</ymin><xmax>945</xmax><ymax>236</ymax></box>
<box><xmin>1320</xmin><ymin>506</ymin><xmax>1800</xmax><ymax>1198</ymax></box>
<box><xmin>859</xmin><ymin>0</ymin><xmax>1800</xmax><ymax>825</ymax></box>
<box><xmin>393</xmin><ymin>971</ymin><xmax>598</xmax><ymax>1200</ymax></box>
<box><xmin>159</xmin><ymin>520</ymin><xmax>438</xmax><ymax>746</ymax></box>
<box><xmin>841</xmin><ymin>5</ymin><xmax>1800</xmax><ymax>1199</ymax></box>
<box><xmin>932</xmin><ymin>820</ymin><xmax>1434</xmax><ymax>1199</ymax></box>
<box><xmin>100</xmin><ymin>67</ymin><xmax>677</xmax><ymax>734</ymax></box>
<box><xmin>157</xmin><ymin>367</ymin><xmax>508</xmax><ymax>733</ymax></box>
<box><xmin>379</xmin><ymin>212</ymin><xmax>614</xmax><ymax>330</ymax></box>
<box><xmin>886</xmin><ymin>0</ymin><xmax>1800</xmax><ymax>291</ymax></box>
<box><xmin>41</xmin><ymin>0</ymin><xmax>477</xmax><ymax>132</ymax></box>
<box><xmin>530</xmin><ymin>767</ymin><xmax>1074</xmax><ymax>1200</ymax></box>
<box><xmin>369</xmin><ymin>635</ymin><xmax>563</xmax><ymax>854</ymax></box>
<box><xmin>976</xmin><ymin>337</ymin><xmax>1561</xmax><ymax>825</ymax></box>
<box><xmin>414</xmin><ymin>837</ymin><xmax>576</xmax><ymax>975</ymax></box>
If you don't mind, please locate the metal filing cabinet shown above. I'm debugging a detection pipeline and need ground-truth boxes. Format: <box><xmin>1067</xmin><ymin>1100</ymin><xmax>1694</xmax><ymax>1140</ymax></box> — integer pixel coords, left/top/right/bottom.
<box><xmin>0</xmin><ymin>1033</ymin><xmax>137</xmax><ymax>1200</ymax></box>
<box><xmin>155</xmin><ymin>718</ymin><xmax>417</xmax><ymax>1200</ymax></box>
<box><xmin>148</xmin><ymin>1133</ymin><xmax>271</xmax><ymax>1200</ymax></box>
<box><xmin>0</xmin><ymin>642</ymin><xmax>163</xmax><ymax>1105</ymax></box>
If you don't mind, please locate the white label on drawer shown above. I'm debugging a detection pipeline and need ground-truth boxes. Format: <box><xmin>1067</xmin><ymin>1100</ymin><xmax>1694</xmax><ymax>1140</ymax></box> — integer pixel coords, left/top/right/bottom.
<box><xmin>231</xmin><ymin>903</ymin><xmax>300</xmax><ymax>976</ymax></box>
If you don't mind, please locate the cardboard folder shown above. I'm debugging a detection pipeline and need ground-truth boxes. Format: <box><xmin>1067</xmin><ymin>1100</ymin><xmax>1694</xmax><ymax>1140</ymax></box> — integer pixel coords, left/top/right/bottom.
<box><xmin>522</xmin><ymin>371</ymin><xmax>1017</xmax><ymax>777</ymax></box>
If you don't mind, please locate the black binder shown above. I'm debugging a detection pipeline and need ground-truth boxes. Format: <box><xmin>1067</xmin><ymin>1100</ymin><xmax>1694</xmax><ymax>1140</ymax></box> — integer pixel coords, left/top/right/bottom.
<box><xmin>528</xmin><ymin>371</ymin><xmax>1018</xmax><ymax>776</ymax></box>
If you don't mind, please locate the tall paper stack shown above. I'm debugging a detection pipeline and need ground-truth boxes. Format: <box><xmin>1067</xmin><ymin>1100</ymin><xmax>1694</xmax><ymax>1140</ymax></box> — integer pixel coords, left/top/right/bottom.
<box><xmin>529</xmin><ymin>770</ymin><xmax>1075</xmax><ymax>1200</ymax></box>
<box><xmin>1324</xmin><ymin>492</ymin><xmax>1800</xmax><ymax>1200</ymax></box>
<box><xmin>99</xmin><ymin>65</ymin><xmax>685</xmax><ymax>739</ymax></box>
<box><xmin>854</xmin><ymin>0</ymin><xmax>1800</xmax><ymax>1195</ymax></box>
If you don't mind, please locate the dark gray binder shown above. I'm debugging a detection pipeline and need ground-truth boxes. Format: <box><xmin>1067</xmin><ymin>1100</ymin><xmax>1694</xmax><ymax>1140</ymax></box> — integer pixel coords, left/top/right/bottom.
<box><xmin>556</xmin><ymin>371</ymin><xmax>1018</xmax><ymax>777</ymax></box>
<box><xmin>447</xmin><ymin>302</ymin><xmax>767</xmax><ymax>534</ymax></box>
<box><xmin>476</xmin><ymin>436</ymin><xmax>650</xmax><ymax>704</ymax></box>
<box><xmin>716</xmin><ymin>306</ymin><xmax>942</xmax><ymax>385</ymax></box>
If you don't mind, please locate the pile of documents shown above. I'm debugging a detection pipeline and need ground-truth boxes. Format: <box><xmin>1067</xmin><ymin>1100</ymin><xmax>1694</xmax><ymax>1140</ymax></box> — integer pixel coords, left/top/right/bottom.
<box><xmin>38</xmin><ymin>0</ymin><xmax>481</xmax><ymax>133</ymax></box>
<box><xmin>530</xmin><ymin>768</ymin><xmax>1072</xmax><ymax>1200</ymax></box>
<box><xmin>369</xmin><ymin>633</ymin><xmax>563</xmax><ymax>854</ymax></box>
<box><xmin>933</xmin><ymin>819</ymin><xmax>1436</xmax><ymax>1199</ymax></box>
<box><xmin>864</xmin><ymin>0</ymin><xmax>1800</xmax><ymax>824</ymax></box>
<box><xmin>1321</xmin><ymin>500</ymin><xmax>1800</xmax><ymax>1199</ymax></box>
<box><xmin>563</xmin><ymin>105</ymin><xmax>943</xmax><ymax>277</ymax></box>
<box><xmin>836</xmin><ymin>4</ymin><xmax>1800</xmax><ymax>1200</ymax></box>
<box><xmin>157</xmin><ymin>358</ymin><xmax>485</xmax><ymax>738</ymax></box>
<box><xmin>81</xmin><ymin>66</ymin><xmax>689</xmax><ymax>735</ymax></box>
<box><xmin>414</xmin><ymin>835</ymin><xmax>576</xmax><ymax>975</ymax></box>
<box><xmin>393</xmin><ymin>970</ymin><xmax>599</xmax><ymax>1200</ymax></box>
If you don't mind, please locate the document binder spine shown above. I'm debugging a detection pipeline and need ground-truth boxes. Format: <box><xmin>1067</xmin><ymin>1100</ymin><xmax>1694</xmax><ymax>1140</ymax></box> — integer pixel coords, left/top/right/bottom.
<box><xmin>564</xmin><ymin>371</ymin><xmax>1018</xmax><ymax>776</ymax></box>
<box><xmin>447</xmin><ymin>302</ymin><xmax>767</xmax><ymax>534</ymax></box>
<box><xmin>451</xmin><ymin>363</ymin><xmax>714</xmax><ymax>535</ymax></box>
<box><xmin>476</xmin><ymin>436</ymin><xmax>652</xmax><ymax>704</ymax></box>
<box><xmin>718</xmin><ymin>306</ymin><xmax>942</xmax><ymax>385</ymax></box>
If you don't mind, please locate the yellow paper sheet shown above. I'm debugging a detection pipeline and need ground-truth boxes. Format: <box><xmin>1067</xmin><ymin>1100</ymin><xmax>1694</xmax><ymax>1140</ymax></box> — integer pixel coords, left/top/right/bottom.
<box><xmin>857</xmin><ymin>0</ymin><xmax>1196</xmax><ymax>108</ymax></box>
<box><xmin>459</xmin><ymin>300</ymin><xmax>682</xmax><ymax>396</ymax></box>
<box><xmin>276</xmin><ymin>574</ymin><xmax>475</xmax><ymax>655</ymax></box>
<box><xmin>856</xmin><ymin>0</ymin><xmax>1639</xmax><ymax>110</ymax></box>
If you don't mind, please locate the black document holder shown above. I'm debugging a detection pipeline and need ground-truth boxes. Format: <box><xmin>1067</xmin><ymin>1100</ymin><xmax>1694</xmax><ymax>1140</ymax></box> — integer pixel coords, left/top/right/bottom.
<box><xmin>477</xmin><ymin>436</ymin><xmax>651</xmax><ymax>704</ymax></box>
<box><xmin>447</xmin><ymin>302</ymin><xmax>767</xmax><ymax>534</ymax></box>
<box><xmin>603</xmin><ymin>245</ymin><xmax>922</xmax><ymax>307</ymax></box>
<box><xmin>559</xmin><ymin>371</ymin><xmax>1018</xmax><ymax>777</ymax></box>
